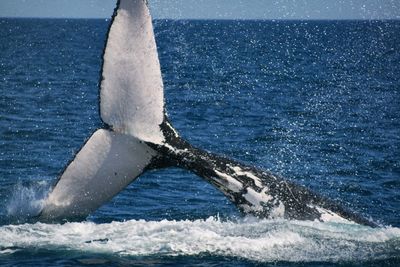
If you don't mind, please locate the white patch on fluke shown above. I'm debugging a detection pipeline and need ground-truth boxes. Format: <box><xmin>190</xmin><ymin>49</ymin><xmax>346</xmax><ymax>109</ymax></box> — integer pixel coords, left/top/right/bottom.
<box><xmin>230</xmin><ymin>166</ymin><xmax>264</xmax><ymax>188</ymax></box>
<box><xmin>241</xmin><ymin>187</ymin><xmax>285</xmax><ymax>217</ymax></box>
<box><xmin>214</xmin><ymin>170</ymin><xmax>243</xmax><ymax>193</ymax></box>
<box><xmin>243</xmin><ymin>188</ymin><xmax>271</xmax><ymax>211</ymax></box>
<box><xmin>312</xmin><ymin>206</ymin><xmax>355</xmax><ymax>224</ymax></box>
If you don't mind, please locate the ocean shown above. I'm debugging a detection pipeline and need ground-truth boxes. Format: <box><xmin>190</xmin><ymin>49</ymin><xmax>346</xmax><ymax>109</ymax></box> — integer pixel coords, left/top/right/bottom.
<box><xmin>0</xmin><ymin>18</ymin><xmax>399</xmax><ymax>266</ymax></box>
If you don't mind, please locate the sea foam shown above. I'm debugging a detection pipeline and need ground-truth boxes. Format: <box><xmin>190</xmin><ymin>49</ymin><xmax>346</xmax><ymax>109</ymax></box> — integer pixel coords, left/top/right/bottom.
<box><xmin>0</xmin><ymin>217</ymin><xmax>399</xmax><ymax>263</ymax></box>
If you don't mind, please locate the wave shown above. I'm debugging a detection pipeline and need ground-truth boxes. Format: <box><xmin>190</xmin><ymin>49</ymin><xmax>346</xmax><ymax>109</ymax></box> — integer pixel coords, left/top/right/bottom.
<box><xmin>0</xmin><ymin>217</ymin><xmax>399</xmax><ymax>263</ymax></box>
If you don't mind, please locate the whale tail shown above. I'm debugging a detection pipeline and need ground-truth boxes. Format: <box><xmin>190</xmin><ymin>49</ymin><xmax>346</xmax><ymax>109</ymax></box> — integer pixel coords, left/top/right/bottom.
<box><xmin>39</xmin><ymin>0</ymin><xmax>376</xmax><ymax>227</ymax></box>
<box><xmin>40</xmin><ymin>0</ymin><xmax>164</xmax><ymax>221</ymax></box>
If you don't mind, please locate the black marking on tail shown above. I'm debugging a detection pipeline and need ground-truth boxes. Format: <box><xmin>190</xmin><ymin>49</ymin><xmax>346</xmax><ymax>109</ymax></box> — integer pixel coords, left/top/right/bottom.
<box><xmin>145</xmin><ymin>117</ymin><xmax>378</xmax><ymax>227</ymax></box>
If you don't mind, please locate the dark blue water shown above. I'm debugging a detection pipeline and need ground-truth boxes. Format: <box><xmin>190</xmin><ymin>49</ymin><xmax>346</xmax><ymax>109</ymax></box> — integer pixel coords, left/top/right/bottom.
<box><xmin>0</xmin><ymin>18</ymin><xmax>399</xmax><ymax>266</ymax></box>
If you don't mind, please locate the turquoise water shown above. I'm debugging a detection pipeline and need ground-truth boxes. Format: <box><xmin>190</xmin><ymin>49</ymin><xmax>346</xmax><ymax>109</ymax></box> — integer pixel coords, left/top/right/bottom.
<box><xmin>0</xmin><ymin>19</ymin><xmax>399</xmax><ymax>266</ymax></box>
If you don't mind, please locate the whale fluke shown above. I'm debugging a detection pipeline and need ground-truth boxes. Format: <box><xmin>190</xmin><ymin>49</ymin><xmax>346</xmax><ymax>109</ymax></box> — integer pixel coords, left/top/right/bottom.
<box><xmin>100</xmin><ymin>0</ymin><xmax>165</xmax><ymax>144</ymax></box>
<box><xmin>40</xmin><ymin>0</ymin><xmax>376</xmax><ymax>227</ymax></box>
<box><xmin>40</xmin><ymin>129</ymin><xmax>157</xmax><ymax>220</ymax></box>
<box><xmin>40</xmin><ymin>0</ymin><xmax>163</xmax><ymax>221</ymax></box>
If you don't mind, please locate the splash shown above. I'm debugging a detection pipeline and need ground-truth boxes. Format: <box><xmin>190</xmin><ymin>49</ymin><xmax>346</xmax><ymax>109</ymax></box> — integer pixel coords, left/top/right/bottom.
<box><xmin>5</xmin><ymin>181</ymin><xmax>49</xmax><ymax>222</ymax></box>
<box><xmin>0</xmin><ymin>217</ymin><xmax>399</xmax><ymax>263</ymax></box>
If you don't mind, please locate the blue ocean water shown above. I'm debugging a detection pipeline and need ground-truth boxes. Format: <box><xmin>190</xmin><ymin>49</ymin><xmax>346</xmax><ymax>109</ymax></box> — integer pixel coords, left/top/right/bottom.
<box><xmin>0</xmin><ymin>18</ymin><xmax>400</xmax><ymax>266</ymax></box>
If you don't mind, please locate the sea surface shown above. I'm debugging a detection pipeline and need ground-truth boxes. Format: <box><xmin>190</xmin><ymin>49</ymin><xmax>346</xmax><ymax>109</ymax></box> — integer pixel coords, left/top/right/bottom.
<box><xmin>0</xmin><ymin>18</ymin><xmax>399</xmax><ymax>266</ymax></box>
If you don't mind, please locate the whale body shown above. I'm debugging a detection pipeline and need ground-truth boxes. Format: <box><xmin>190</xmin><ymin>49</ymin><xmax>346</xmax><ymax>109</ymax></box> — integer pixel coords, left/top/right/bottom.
<box><xmin>39</xmin><ymin>0</ymin><xmax>376</xmax><ymax>227</ymax></box>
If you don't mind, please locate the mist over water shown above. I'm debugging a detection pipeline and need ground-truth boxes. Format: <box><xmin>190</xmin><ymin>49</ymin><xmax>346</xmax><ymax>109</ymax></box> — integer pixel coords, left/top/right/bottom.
<box><xmin>0</xmin><ymin>18</ymin><xmax>399</xmax><ymax>266</ymax></box>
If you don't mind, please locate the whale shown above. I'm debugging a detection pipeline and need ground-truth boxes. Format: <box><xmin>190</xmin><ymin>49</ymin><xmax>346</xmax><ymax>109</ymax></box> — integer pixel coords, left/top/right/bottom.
<box><xmin>39</xmin><ymin>0</ymin><xmax>376</xmax><ymax>227</ymax></box>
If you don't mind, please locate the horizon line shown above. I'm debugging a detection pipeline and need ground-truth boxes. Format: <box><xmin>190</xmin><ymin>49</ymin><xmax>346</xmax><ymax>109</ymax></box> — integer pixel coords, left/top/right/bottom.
<box><xmin>1</xmin><ymin>16</ymin><xmax>400</xmax><ymax>21</ymax></box>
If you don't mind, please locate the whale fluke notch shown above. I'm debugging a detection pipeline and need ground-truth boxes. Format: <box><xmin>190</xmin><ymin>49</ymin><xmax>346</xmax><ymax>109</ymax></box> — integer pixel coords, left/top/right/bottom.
<box><xmin>40</xmin><ymin>0</ymin><xmax>377</xmax><ymax>227</ymax></box>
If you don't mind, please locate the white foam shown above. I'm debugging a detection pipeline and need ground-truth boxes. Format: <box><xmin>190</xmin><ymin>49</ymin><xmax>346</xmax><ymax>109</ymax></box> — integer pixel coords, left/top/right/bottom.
<box><xmin>0</xmin><ymin>218</ymin><xmax>398</xmax><ymax>262</ymax></box>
